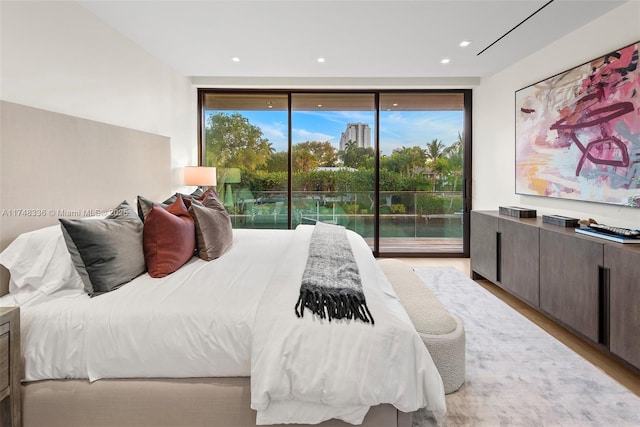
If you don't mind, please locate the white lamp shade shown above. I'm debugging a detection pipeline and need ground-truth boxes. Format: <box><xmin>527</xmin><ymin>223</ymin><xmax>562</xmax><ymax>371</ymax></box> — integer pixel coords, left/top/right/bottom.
<box><xmin>184</xmin><ymin>166</ymin><xmax>217</xmax><ymax>186</ymax></box>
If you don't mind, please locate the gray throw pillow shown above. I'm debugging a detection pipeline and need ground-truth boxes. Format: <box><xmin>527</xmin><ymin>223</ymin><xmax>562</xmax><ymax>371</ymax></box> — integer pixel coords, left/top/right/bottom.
<box><xmin>137</xmin><ymin>195</ymin><xmax>169</xmax><ymax>222</ymax></box>
<box><xmin>188</xmin><ymin>198</ymin><xmax>233</xmax><ymax>261</ymax></box>
<box><xmin>59</xmin><ymin>201</ymin><xmax>145</xmax><ymax>297</ymax></box>
<box><xmin>162</xmin><ymin>188</ymin><xmax>204</xmax><ymax>205</ymax></box>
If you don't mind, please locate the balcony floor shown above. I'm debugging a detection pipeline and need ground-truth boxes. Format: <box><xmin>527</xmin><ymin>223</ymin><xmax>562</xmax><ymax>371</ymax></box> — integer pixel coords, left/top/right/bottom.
<box><xmin>365</xmin><ymin>237</ymin><xmax>463</xmax><ymax>254</ymax></box>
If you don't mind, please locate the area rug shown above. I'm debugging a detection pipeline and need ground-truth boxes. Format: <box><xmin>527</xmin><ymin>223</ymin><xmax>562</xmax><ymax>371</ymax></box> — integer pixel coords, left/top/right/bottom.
<box><xmin>411</xmin><ymin>266</ymin><xmax>640</xmax><ymax>427</ymax></box>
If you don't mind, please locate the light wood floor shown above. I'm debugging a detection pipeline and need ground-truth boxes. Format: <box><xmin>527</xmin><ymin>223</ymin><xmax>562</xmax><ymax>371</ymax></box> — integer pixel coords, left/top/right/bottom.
<box><xmin>393</xmin><ymin>257</ymin><xmax>640</xmax><ymax>398</ymax></box>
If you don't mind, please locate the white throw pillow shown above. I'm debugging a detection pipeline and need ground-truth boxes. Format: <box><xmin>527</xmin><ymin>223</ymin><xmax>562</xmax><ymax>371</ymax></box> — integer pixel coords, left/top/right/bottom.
<box><xmin>0</xmin><ymin>224</ymin><xmax>84</xmax><ymax>297</ymax></box>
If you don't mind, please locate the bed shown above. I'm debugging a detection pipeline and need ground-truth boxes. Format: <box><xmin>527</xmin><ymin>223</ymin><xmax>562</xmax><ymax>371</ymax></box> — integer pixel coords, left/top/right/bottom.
<box><xmin>0</xmin><ymin>101</ymin><xmax>446</xmax><ymax>426</ymax></box>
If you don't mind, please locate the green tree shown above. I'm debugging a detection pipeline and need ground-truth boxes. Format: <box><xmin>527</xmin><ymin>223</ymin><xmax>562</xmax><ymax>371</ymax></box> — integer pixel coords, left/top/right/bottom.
<box><xmin>425</xmin><ymin>138</ymin><xmax>447</xmax><ymax>164</ymax></box>
<box><xmin>293</xmin><ymin>146</ymin><xmax>319</xmax><ymax>172</ymax></box>
<box><xmin>444</xmin><ymin>132</ymin><xmax>464</xmax><ymax>192</ymax></box>
<box><xmin>205</xmin><ymin>112</ymin><xmax>274</xmax><ymax>170</ymax></box>
<box><xmin>425</xmin><ymin>138</ymin><xmax>447</xmax><ymax>191</ymax></box>
<box><xmin>386</xmin><ymin>146</ymin><xmax>426</xmax><ymax>177</ymax></box>
<box><xmin>446</xmin><ymin>131</ymin><xmax>464</xmax><ymax>157</ymax></box>
<box><xmin>339</xmin><ymin>141</ymin><xmax>374</xmax><ymax>169</ymax></box>
<box><xmin>294</xmin><ymin>141</ymin><xmax>338</xmax><ymax>167</ymax></box>
<box><xmin>264</xmin><ymin>151</ymin><xmax>288</xmax><ymax>172</ymax></box>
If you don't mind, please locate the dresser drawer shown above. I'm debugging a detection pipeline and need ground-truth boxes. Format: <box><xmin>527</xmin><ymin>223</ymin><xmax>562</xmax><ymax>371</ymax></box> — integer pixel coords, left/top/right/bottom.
<box><xmin>0</xmin><ymin>332</ymin><xmax>8</xmax><ymax>391</ymax></box>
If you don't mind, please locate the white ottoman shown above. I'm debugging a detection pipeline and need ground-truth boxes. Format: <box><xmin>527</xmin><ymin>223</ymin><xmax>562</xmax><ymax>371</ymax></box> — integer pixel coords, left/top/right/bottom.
<box><xmin>377</xmin><ymin>259</ymin><xmax>465</xmax><ymax>394</ymax></box>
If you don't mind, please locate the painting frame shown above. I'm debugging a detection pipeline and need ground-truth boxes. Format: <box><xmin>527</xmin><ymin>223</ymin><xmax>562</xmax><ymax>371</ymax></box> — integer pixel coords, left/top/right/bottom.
<box><xmin>515</xmin><ymin>40</ymin><xmax>640</xmax><ymax>209</ymax></box>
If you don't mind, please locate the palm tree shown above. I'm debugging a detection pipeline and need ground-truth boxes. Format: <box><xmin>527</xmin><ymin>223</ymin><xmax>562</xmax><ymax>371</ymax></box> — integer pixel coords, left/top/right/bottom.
<box><xmin>445</xmin><ymin>132</ymin><xmax>463</xmax><ymax>157</ymax></box>
<box><xmin>445</xmin><ymin>132</ymin><xmax>464</xmax><ymax>192</ymax></box>
<box><xmin>425</xmin><ymin>139</ymin><xmax>447</xmax><ymax>191</ymax></box>
<box><xmin>425</xmin><ymin>138</ymin><xmax>446</xmax><ymax>163</ymax></box>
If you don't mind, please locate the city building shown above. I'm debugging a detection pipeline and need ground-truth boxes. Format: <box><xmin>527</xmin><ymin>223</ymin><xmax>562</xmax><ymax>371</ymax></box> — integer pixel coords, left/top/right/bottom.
<box><xmin>339</xmin><ymin>122</ymin><xmax>371</xmax><ymax>151</ymax></box>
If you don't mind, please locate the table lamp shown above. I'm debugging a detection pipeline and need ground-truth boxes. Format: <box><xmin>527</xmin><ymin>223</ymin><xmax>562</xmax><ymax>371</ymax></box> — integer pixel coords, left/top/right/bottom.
<box><xmin>184</xmin><ymin>166</ymin><xmax>217</xmax><ymax>191</ymax></box>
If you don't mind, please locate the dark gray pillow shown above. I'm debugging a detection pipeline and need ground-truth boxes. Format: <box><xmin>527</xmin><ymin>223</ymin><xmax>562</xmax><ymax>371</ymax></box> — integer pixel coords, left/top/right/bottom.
<box><xmin>163</xmin><ymin>188</ymin><xmax>204</xmax><ymax>205</ymax></box>
<box><xmin>59</xmin><ymin>201</ymin><xmax>145</xmax><ymax>297</ymax></box>
<box><xmin>137</xmin><ymin>195</ymin><xmax>167</xmax><ymax>222</ymax></box>
<box><xmin>188</xmin><ymin>197</ymin><xmax>233</xmax><ymax>261</ymax></box>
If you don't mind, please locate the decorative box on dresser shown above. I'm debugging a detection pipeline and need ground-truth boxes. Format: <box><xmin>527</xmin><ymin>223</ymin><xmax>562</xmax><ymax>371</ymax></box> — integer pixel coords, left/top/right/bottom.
<box><xmin>471</xmin><ymin>210</ymin><xmax>640</xmax><ymax>372</ymax></box>
<box><xmin>0</xmin><ymin>307</ymin><xmax>20</xmax><ymax>427</ymax></box>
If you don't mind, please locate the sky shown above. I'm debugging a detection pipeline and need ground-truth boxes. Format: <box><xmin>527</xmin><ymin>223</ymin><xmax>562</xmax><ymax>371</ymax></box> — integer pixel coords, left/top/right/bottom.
<box><xmin>206</xmin><ymin>109</ymin><xmax>464</xmax><ymax>155</ymax></box>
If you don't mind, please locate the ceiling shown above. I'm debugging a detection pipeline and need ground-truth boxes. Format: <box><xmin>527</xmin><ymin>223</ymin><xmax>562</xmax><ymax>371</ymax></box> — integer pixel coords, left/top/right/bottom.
<box><xmin>78</xmin><ymin>0</ymin><xmax>627</xmax><ymax>81</ymax></box>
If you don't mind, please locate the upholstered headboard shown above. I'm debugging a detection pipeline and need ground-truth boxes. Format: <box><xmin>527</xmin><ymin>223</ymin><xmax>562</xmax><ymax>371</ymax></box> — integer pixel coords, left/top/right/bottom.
<box><xmin>0</xmin><ymin>101</ymin><xmax>172</xmax><ymax>294</ymax></box>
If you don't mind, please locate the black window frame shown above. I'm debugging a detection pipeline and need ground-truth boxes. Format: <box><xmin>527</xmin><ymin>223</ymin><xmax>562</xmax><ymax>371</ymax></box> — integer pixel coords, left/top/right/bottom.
<box><xmin>197</xmin><ymin>88</ymin><xmax>472</xmax><ymax>257</ymax></box>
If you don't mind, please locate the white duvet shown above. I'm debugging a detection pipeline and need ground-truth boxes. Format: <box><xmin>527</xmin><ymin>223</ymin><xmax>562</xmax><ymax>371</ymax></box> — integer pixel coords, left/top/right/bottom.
<box><xmin>1</xmin><ymin>226</ymin><xmax>446</xmax><ymax>425</ymax></box>
<box><xmin>1</xmin><ymin>229</ymin><xmax>294</xmax><ymax>381</ymax></box>
<box><xmin>251</xmin><ymin>225</ymin><xmax>445</xmax><ymax>424</ymax></box>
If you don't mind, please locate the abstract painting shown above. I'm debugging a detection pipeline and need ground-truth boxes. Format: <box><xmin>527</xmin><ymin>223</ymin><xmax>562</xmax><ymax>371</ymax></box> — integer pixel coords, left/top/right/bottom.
<box><xmin>515</xmin><ymin>41</ymin><xmax>640</xmax><ymax>208</ymax></box>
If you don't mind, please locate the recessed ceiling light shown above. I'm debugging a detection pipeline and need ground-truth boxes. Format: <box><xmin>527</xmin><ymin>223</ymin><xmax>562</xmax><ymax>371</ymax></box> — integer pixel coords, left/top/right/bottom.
<box><xmin>317</xmin><ymin>58</ymin><xmax>325</xmax><ymax>63</ymax></box>
<box><xmin>231</xmin><ymin>57</ymin><xmax>240</xmax><ymax>62</ymax></box>
<box><xmin>441</xmin><ymin>58</ymin><xmax>450</xmax><ymax>64</ymax></box>
<box><xmin>317</xmin><ymin>104</ymin><xmax>322</xmax><ymax>107</ymax></box>
<box><xmin>459</xmin><ymin>41</ymin><xmax>471</xmax><ymax>47</ymax></box>
<box><xmin>392</xmin><ymin>103</ymin><xmax>398</xmax><ymax>107</ymax></box>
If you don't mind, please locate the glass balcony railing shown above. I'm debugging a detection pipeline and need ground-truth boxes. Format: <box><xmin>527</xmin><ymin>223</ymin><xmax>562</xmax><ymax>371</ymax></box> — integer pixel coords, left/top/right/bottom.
<box><xmin>225</xmin><ymin>190</ymin><xmax>463</xmax><ymax>253</ymax></box>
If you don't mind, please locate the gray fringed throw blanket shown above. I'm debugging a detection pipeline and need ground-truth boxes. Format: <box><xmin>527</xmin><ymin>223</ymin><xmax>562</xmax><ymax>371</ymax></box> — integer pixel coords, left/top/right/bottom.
<box><xmin>294</xmin><ymin>222</ymin><xmax>374</xmax><ymax>324</ymax></box>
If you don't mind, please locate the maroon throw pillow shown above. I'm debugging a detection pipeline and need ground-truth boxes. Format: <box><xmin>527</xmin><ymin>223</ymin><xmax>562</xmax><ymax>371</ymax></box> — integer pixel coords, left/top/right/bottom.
<box><xmin>143</xmin><ymin>195</ymin><xmax>196</xmax><ymax>278</ymax></box>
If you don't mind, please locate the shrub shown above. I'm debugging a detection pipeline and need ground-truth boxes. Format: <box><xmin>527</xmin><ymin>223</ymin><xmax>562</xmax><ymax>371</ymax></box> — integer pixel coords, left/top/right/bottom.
<box><xmin>390</xmin><ymin>204</ymin><xmax>406</xmax><ymax>214</ymax></box>
<box><xmin>343</xmin><ymin>204</ymin><xmax>360</xmax><ymax>215</ymax></box>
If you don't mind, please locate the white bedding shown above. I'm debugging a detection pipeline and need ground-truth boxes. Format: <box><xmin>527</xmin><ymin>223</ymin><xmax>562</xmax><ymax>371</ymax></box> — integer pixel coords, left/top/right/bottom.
<box><xmin>1</xmin><ymin>228</ymin><xmax>295</xmax><ymax>381</ymax></box>
<box><xmin>251</xmin><ymin>225</ymin><xmax>446</xmax><ymax>424</ymax></box>
<box><xmin>2</xmin><ymin>225</ymin><xmax>446</xmax><ymax>425</ymax></box>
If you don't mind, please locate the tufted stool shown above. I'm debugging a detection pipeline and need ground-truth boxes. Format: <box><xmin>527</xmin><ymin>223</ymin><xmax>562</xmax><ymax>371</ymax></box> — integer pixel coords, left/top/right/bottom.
<box><xmin>377</xmin><ymin>259</ymin><xmax>465</xmax><ymax>394</ymax></box>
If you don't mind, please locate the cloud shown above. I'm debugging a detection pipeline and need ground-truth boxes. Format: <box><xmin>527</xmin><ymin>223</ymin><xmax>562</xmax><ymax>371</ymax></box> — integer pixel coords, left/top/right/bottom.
<box><xmin>297</xmin><ymin>110</ymin><xmax>373</xmax><ymax>124</ymax></box>
<box><xmin>220</xmin><ymin>108</ymin><xmax>463</xmax><ymax>154</ymax></box>
<box><xmin>380</xmin><ymin>111</ymin><xmax>462</xmax><ymax>152</ymax></box>
<box><xmin>251</xmin><ymin>119</ymin><xmax>288</xmax><ymax>151</ymax></box>
<box><xmin>292</xmin><ymin>128</ymin><xmax>335</xmax><ymax>144</ymax></box>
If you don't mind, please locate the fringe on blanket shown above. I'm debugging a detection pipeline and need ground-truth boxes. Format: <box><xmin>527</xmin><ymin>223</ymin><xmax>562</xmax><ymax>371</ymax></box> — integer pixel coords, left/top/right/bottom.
<box><xmin>294</xmin><ymin>222</ymin><xmax>374</xmax><ymax>324</ymax></box>
<box><xmin>295</xmin><ymin>289</ymin><xmax>375</xmax><ymax>324</ymax></box>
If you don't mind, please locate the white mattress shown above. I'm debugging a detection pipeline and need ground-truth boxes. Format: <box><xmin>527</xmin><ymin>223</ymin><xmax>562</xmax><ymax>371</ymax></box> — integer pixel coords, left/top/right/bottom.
<box><xmin>3</xmin><ymin>228</ymin><xmax>295</xmax><ymax>381</ymax></box>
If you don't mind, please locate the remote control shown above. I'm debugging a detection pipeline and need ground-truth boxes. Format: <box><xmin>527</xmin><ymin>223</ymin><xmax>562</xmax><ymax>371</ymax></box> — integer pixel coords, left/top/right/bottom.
<box><xmin>588</xmin><ymin>223</ymin><xmax>640</xmax><ymax>238</ymax></box>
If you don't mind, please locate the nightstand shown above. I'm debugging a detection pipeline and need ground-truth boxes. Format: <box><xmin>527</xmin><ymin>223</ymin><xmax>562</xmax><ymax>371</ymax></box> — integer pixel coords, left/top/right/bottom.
<box><xmin>0</xmin><ymin>307</ymin><xmax>20</xmax><ymax>427</ymax></box>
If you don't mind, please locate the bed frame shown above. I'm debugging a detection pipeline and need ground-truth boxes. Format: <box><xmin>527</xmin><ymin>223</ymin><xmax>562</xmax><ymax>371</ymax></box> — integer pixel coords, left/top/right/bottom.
<box><xmin>22</xmin><ymin>379</ymin><xmax>410</xmax><ymax>427</ymax></box>
<box><xmin>0</xmin><ymin>101</ymin><xmax>412</xmax><ymax>427</ymax></box>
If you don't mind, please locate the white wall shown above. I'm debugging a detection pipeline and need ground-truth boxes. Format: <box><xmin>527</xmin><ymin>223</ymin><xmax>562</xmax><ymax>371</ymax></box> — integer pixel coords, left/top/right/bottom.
<box><xmin>0</xmin><ymin>0</ymin><xmax>197</xmax><ymax>191</ymax></box>
<box><xmin>474</xmin><ymin>1</ymin><xmax>640</xmax><ymax>228</ymax></box>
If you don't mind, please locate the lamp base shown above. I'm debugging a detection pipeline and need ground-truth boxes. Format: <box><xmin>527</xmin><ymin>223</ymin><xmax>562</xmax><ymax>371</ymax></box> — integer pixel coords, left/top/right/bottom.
<box><xmin>223</xmin><ymin>183</ymin><xmax>234</xmax><ymax>209</ymax></box>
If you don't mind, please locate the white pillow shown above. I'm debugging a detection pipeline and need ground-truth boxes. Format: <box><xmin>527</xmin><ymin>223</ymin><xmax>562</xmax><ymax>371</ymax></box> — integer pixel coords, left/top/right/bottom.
<box><xmin>0</xmin><ymin>225</ymin><xmax>84</xmax><ymax>296</ymax></box>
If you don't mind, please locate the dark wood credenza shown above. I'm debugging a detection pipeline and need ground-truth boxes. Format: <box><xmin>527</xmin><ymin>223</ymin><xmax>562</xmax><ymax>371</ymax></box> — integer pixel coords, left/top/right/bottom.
<box><xmin>470</xmin><ymin>210</ymin><xmax>640</xmax><ymax>371</ymax></box>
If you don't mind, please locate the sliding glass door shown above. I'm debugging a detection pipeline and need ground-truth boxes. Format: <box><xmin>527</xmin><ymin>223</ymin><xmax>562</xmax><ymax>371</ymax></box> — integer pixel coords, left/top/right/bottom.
<box><xmin>199</xmin><ymin>89</ymin><xmax>471</xmax><ymax>256</ymax></box>
<box><xmin>378</xmin><ymin>93</ymin><xmax>466</xmax><ymax>254</ymax></box>
<box><xmin>291</xmin><ymin>93</ymin><xmax>376</xmax><ymax>250</ymax></box>
<box><xmin>201</xmin><ymin>92</ymin><xmax>289</xmax><ymax>229</ymax></box>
